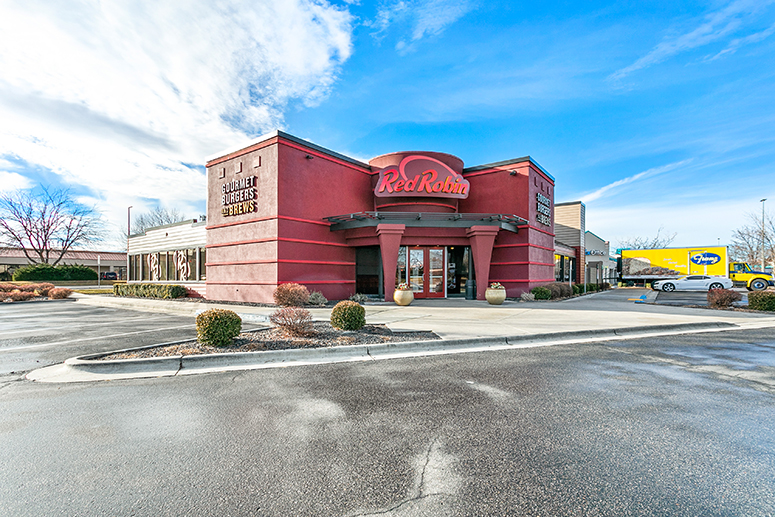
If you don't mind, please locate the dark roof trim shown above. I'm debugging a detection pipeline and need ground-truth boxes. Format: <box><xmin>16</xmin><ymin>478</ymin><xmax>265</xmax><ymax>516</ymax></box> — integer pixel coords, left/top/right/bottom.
<box><xmin>463</xmin><ymin>156</ymin><xmax>555</xmax><ymax>182</ymax></box>
<box><xmin>325</xmin><ymin>211</ymin><xmax>528</xmax><ymax>233</ymax></box>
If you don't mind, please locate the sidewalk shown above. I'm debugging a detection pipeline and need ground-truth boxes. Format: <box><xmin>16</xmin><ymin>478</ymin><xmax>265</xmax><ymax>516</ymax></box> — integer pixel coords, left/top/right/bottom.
<box><xmin>28</xmin><ymin>289</ymin><xmax>775</xmax><ymax>383</ymax></box>
<box><xmin>70</xmin><ymin>288</ymin><xmax>775</xmax><ymax>339</ymax></box>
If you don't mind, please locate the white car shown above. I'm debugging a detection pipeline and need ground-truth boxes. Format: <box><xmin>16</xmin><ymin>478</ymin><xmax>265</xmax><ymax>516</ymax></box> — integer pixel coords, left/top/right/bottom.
<box><xmin>652</xmin><ymin>275</ymin><xmax>734</xmax><ymax>292</ymax></box>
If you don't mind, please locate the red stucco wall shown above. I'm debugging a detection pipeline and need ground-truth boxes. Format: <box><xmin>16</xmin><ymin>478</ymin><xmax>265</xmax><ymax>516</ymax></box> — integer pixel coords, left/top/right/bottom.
<box><xmin>205</xmin><ymin>133</ymin><xmax>556</xmax><ymax>303</ymax></box>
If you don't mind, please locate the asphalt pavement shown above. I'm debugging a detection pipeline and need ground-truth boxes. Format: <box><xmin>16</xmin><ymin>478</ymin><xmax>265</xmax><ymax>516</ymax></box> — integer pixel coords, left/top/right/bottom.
<box><xmin>1</xmin><ymin>327</ymin><xmax>774</xmax><ymax>515</ymax></box>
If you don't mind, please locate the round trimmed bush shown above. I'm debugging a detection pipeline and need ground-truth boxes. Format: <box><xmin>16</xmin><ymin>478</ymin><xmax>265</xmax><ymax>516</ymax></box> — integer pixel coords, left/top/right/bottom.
<box><xmin>48</xmin><ymin>287</ymin><xmax>72</xmax><ymax>299</ymax></box>
<box><xmin>273</xmin><ymin>283</ymin><xmax>310</xmax><ymax>306</ymax></box>
<box><xmin>196</xmin><ymin>309</ymin><xmax>242</xmax><ymax>347</ymax></box>
<box><xmin>531</xmin><ymin>286</ymin><xmax>551</xmax><ymax>300</ymax></box>
<box><xmin>330</xmin><ymin>300</ymin><xmax>366</xmax><ymax>331</ymax></box>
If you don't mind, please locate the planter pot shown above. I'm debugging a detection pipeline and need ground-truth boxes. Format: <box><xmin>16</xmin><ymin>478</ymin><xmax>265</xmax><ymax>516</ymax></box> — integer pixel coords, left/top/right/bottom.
<box><xmin>393</xmin><ymin>289</ymin><xmax>414</xmax><ymax>306</ymax></box>
<box><xmin>485</xmin><ymin>288</ymin><xmax>507</xmax><ymax>305</ymax></box>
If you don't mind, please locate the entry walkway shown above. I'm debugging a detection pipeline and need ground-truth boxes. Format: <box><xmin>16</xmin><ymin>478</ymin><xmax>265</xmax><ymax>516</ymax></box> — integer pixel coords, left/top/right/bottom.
<box><xmin>72</xmin><ymin>288</ymin><xmax>775</xmax><ymax>340</ymax></box>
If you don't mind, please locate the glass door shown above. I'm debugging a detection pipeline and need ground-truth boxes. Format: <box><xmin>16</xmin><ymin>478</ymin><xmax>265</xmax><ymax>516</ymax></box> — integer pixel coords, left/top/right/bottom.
<box><xmin>409</xmin><ymin>248</ymin><xmax>425</xmax><ymax>294</ymax></box>
<box><xmin>402</xmin><ymin>247</ymin><xmax>446</xmax><ymax>298</ymax></box>
<box><xmin>427</xmin><ymin>248</ymin><xmax>445</xmax><ymax>298</ymax></box>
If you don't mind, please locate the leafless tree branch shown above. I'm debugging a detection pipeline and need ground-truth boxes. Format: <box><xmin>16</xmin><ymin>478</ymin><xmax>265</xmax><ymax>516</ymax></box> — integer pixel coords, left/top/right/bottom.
<box><xmin>0</xmin><ymin>186</ymin><xmax>103</xmax><ymax>265</ymax></box>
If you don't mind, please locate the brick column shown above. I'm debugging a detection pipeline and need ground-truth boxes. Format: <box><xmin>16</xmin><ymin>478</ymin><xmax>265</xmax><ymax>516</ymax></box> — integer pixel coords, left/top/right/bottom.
<box><xmin>377</xmin><ymin>224</ymin><xmax>405</xmax><ymax>301</ymax></box>
<box><xmin>467</xmin><ymin>226</ymin><xmax>500</xmax><ymax>300</ymax></box>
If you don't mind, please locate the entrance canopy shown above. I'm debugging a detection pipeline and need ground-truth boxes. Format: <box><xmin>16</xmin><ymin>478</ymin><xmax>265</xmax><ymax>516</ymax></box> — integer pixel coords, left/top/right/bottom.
<box><xmin>325</xmin><ymin>211</ymin><xmax>528</xmax><ymax>233</ymax></box>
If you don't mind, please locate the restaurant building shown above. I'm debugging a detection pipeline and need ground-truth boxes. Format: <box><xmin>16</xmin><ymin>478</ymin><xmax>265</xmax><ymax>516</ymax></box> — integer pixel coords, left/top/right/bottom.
<box><xmin>129</xmin><ymin>130</ymin><xmax>559</xmax><ymax>303</ymax></box>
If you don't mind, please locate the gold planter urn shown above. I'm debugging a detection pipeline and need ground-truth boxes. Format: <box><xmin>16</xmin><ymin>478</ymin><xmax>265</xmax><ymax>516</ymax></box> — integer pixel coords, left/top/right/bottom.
<box><xmin>393</xmin><ymin>287</ymin><xmax>414</xmax><ymax>306</ymax></box>
<box><xmin>485</xmin><ymin>284</ymin><xmax>507</xmax><ymax>305</ymax></box>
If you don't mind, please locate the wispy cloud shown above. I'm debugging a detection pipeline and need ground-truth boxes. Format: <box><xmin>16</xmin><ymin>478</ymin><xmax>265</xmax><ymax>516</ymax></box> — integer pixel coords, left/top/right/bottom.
<box><xmin>705</xmin><ymin>22</ymin><xmax>775</xmax><ymax>61</ymax></box>
<box><xmin>0</xmin><ymin>0</ymin><xmax>353</xmax><ymax>246</ymax></box>
<box><xmin>580</xmin><ymin>159</ymin><xmax>693</xmax><ymax>203</ymax></box>
<box><xmin>368</xmin><ymin>0</ymin><xmax>476</xmax><ymax>52</ymax></box>
<box><xmin>610</xmin><ymin>0</ymin><xmax>774</xmax><ymax>80</ymax></box>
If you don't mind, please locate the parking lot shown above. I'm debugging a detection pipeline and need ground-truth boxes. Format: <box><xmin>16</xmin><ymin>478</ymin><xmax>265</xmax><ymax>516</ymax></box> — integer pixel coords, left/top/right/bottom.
<box><xmin>0</xmin><ymin>301</ymin><xmax>202</xmax><ymax>377</ymax></box>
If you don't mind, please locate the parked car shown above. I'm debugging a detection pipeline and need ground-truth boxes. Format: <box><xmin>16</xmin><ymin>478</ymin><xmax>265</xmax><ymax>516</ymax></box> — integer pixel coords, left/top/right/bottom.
<box><xmin>100</xmin><ymin>272</ymin><xmax>118</xmax><ymax>280</ymax></box>
<box><xmin>652</xmin><ymin>275</ymin><xmax>733</xmax><ymax>292</ymax></box>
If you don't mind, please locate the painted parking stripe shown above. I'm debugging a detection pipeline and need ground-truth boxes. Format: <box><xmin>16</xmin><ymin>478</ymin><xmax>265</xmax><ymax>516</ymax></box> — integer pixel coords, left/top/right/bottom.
<box><xmin>0</xmin><ymin>315</ymin><xmax>189</xmax><ymax>336</ymax></box>
<box><xmin>0</xmin><ymin>325</ymin><xmax>196</xmax><ymax>352</ymax></box>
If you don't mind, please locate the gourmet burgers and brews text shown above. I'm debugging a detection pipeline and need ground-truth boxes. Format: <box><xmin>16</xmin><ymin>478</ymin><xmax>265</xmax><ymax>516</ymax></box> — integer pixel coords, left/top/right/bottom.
<box><xmin>221</xmin><ymin>175</ymin><xmax>256</xmax><ymax>217</ymax></box>
<box><xmin>374</xmin><ymin>155</ymin><xmax>470</xmax><ymax>199</ymax></box>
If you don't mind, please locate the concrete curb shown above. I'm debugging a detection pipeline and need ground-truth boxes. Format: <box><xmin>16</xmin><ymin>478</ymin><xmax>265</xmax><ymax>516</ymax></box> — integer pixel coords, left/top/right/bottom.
<box><xmin>27</xmin><ymin>321</ymin><xmax>740</xmax><ymax>383</ymax></box>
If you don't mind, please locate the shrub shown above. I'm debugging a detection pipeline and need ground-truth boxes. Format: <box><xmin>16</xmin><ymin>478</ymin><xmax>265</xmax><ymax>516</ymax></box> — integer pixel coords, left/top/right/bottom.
<box><xmin>520</xmin><ymin>292</ymin><xmax>535</xmax><ymax>302</ymax></box>
<box><xmin>0</xmin><ymin>282</ymin><xmax>17</xmax><ymax>292</ymax></box>
<box><xmin>707</xmin><ymin>288</ymin><xmax>742</xmax><ymax>308</ymax></box>
<box><xmin>330</xmin><ymin>300</ymin><xmax>366</xmax><ymax>331</ymax></box>
<box><xmin>539</xmin><ymin>282</ymin><xmax>563</xmax><ymax>299</ymax></box>
<box><xmin>7</xmin><ymin>290</ymin><xmax>36</xmax><ymax>301</ymax></box>
<box><xmin>307</xmin><ymin>290</ymin><xmax>328</xmax><ymax>306</ymax></box>
<box><xmin>0</xmin><ymin>270</ymin><xmax>10</xmax><ymax>281</ymax></box>
<box><xmin>273</xmin><ymin>283</ymin><xmax>310</xmax><ymax>306</ymax></box>
<box><xmin>572</xmin><ymin>284</ymin><xmax>581</xmax><ymax>295</ymax></box>
<box><xmin>558</xmin><ymin>283</ymin><xmax>572</xmax><ymax>298</ymax></box>
<box><xmin>12</xmin><ymin>263</ymin><xmax>97</xmax><ymax>281</ymax></box>
<box><xmin>601</xmin><ymin>282</ymin><xmax>611</xmax><ymax>291</ymax></box>
<box><xmin>48</xmin><ymin>288</ymin><xmax>73</xmax><ymax>299</ymax></box>
<box><xmin>531</xmin><ymin>286</ymin><xmax>551</xmax><ymax>300</ymax></box>
<box><xmin>349</xmin><ymin>292</ymin><xmax>369</xmax><ymax>303</ymax></box>
<box><xmin>196</xmin><ymin>309</ymin><xmax>242</xmax><ymax>347</ymax></box>
<box><xmin>113</xmin><ymin>283</ymin><xmax>187</xmax><ymax>299</ymax></box>
<box><xmin>32</xmin><ymin>283</ymin><xmax>55</xmax><ymax>296</ymax></box>
<box><xmin>270</xmin><ymin>307</ymin><xmax>314</xmax><ymax>336</ymax></box>
<box><xmin>748</xmin><ymin>291</ymin><xmax>775</xmax><ymax>311</ymax></box>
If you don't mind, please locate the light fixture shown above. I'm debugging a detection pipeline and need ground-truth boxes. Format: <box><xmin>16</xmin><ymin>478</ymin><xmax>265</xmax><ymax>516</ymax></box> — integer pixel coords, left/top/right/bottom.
<box><xmin>509</xmin><ymin>170</ymin><xmax>517</xmax><ymax>176</ymax></box>
<box><xmin>305</xmin><ymin>154</ymin><xmax>314</xmax><ymax>160</ymax></box>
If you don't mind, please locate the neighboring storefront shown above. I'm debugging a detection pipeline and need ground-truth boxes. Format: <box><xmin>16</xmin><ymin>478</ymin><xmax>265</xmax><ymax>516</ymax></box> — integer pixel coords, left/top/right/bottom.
<box><xmin>584</xmin><ymin>231</ymin><xmax>616</xmax><ymax>285</ymax></box>
<box><xmin>554</xmin><ymin>241</ymin><xmax>577</xmax><ymax>283</ymax></box>
<box><xmin>127</xmin><ymin>219</ymin><xmax>207</xmax><ymax>296</ymax></box>
<box><xmin>199</xmin><ymin>130</ymin><xmax>556</xmax><ymax>303</ymax></box>
<box><xmin>0</xmin><ymin>247</ymin><xmax>126</xmax><ymax>279</ymax></box>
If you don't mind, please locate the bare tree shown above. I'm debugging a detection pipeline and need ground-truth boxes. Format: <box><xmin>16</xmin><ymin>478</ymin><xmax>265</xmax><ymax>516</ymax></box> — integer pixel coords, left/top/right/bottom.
<box><xmin>131</xmin><ymin>206</ymin><xmax>187</xmax><ymax>234</ymax></box>
<box><xmin>730</xmin><ymin>211</ymin><xmax>774</xmax><ymax>266</ymax></box>
<box><xmin>0</xmin><ymin>186</ymin><xmax>103</xmax><ymax>265</ymax></box>
<box><xmin>617</xmin><ymin>226</ymin><xmax>677</xmax><ymax>250</ymax></box>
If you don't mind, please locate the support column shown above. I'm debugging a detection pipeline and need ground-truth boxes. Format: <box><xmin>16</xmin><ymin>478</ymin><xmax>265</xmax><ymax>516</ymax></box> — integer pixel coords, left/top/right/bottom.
<box><xmin>467</xmin><ymin>226</ymin><xmax>500</xmax><ymax>300</ymax></box>
<box><xmin>377</xmin><ymin>224</ymin><xmax>405</xmax><ymax>301</ymax></box>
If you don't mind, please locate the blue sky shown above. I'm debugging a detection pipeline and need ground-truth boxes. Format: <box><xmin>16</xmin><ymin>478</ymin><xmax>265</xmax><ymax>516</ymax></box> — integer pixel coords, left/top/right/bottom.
<box><xmin>1</xmin><ymin>0</ymin><xmax>774</xmax><ymax>250</ymax></box>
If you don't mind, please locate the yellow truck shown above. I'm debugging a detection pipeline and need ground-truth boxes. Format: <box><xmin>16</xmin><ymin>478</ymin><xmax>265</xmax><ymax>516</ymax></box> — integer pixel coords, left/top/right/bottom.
<box><xmin>619</xmin><ymin>246</ymin><xmax>773</xmax><ymax>291</ymax></box>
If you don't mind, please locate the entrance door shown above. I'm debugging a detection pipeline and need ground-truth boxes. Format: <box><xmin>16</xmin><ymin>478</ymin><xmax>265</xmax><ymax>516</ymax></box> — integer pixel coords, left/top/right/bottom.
<box><xmin>408</xmin><ymin>247</ymin><xmax>445</xmax><ymax>298</ymax></box>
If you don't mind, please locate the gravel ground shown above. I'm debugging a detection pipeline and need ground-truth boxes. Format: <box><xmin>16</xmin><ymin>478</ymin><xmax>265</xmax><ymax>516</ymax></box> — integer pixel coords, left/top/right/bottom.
<box><xmin>99</xmin><ymin>322</ymin><xmax>440</xmax><ymax>360</ymax></box>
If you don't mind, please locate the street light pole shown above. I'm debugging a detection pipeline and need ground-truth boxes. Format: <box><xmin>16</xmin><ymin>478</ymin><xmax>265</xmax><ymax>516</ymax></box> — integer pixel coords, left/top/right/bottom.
<box><xmin>127</xmin><ymin>206</ymin><xmax>132</xmax><ymax>281</ymax></box>
<box><xmin>762</xmin><ymin>199</ymin><xmax>767</xmax><ymax>271</ymax></box>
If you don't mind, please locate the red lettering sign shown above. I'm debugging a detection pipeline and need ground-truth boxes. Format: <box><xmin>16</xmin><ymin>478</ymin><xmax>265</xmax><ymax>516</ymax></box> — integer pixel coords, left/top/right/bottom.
<box><xmin>374</xmin><ymin>155</ymin><xmax>470</xmax><ymax>199</ymax></box>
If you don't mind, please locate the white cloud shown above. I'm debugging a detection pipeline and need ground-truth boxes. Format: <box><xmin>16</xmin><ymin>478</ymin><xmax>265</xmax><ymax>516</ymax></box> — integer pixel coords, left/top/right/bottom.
<box><xmin>0</xmin><ymin>171</ymin><xmax>33</xmax><ymax>193</ymax></box>
<box><xmin>610</xmin><ymin>0</ymin><xmax>775</xmax><ymax>80</ymax></box>
<box><xmin>580</xmin><ymin>159</ymin><xmax>693</xmax><ymax>203</ymax></box>
<box><xmin>0</xmin><ymin>0</ymin><xmax>353</xmax><ymax>244</ymax></box>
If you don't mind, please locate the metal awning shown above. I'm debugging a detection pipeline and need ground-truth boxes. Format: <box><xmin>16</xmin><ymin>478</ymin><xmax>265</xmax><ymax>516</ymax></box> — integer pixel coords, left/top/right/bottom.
<box><xmin>324</xmin><ymin>212</ymin><xmax>529</xmax><ymax>233</ymax></box>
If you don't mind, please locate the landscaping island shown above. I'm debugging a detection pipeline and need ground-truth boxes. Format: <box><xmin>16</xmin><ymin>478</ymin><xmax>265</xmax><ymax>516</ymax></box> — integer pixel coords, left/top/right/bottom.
<box><xmin>98</xmin><ymin>322</ymin><xmax>440</xmax><ymax>360</ymax></box>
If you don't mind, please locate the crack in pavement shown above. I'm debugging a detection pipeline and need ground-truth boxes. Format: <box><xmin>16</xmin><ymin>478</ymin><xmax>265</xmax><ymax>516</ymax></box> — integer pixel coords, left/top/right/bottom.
<box><xmin>348</xmin><ymin>437</ymin><xmax>459</xmax><ymax>516</ymax></box>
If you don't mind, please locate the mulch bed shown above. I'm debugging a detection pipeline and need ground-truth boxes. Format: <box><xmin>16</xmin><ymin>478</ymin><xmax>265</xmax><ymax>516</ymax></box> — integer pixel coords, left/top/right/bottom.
<box><xmin>99</xmin><ymin>322</ymin><xmax>440</xmax><ymax>360</ymax></box>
